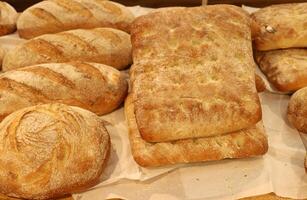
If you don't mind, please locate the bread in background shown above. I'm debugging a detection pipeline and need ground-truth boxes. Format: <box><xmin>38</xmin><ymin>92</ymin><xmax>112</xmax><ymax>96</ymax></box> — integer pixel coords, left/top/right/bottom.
<box><xmin>0</xmin><ymin>62</ymin><xmax>128</xmax><ymax>121</ymax></box>
<box><xmin>0</xmin><ymin>103</ymin><xmax>110</xmax><ymax>199</ymax></box>
<box><xmin>3</xmin><ymin>28</ymin><xmax>132</xmax><ymax>71</ymax></box>
<box><xmin>0</xmin><ymin>1</ymin><xmax>18</xmax><ymax>36</ymax></box>
<box><xmin>17</xmin><ymin>0</ymin><xmax>135</xmax><ymax>39</ymax></box>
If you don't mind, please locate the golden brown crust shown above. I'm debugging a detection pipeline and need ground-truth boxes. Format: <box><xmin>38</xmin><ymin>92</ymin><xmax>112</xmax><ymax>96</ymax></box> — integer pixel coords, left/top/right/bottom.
<box><xmin>130</xmin><ymin>5</ymin><xmax>261</xmax><ymax>142</ymax></box>
<box><xmin>17</xmin><ymin>0</ymin><xmax>135</xmax><ymax>39</ymax></box>
<box><xmin>125</xmin><ymin>95</ymin><xmax>268</xmax><ymax>167</ymax></box>
<box><xmin>3</xmin><ymin>28</ymin><xmax>132</xmax><ymax>71</ymax></box>
<box><xmin>0</xmin><ymin>103</ymin><xmax>110</xmax><ymax>199</ymax></box>
<box><xmin>0</xmin><ymin>2</ymin><xmax>17</xmax><ymax>36</ymax></box>
<box><xmin>255</xmin><ymin>49</ymin><xmax>307</xmax><ymax>92</ymax></box>
<box><xmin>288</xmin><ymin>87</ymin><xmax>307</xmax><ymax>133</ymax></box>
<box><xmin>0</xmin><ymin>62</ymin><xmax>128</xmax><ymax>121</ymax></box>
<box><xmin>255</xmin><ymin>74</ymin><xmax>266</xmax><ymax>93</ymax></box>
<box><xmin>251</xmin><ymin>3</ymin><xmax>307</xmax><ymax>51</ymax></box>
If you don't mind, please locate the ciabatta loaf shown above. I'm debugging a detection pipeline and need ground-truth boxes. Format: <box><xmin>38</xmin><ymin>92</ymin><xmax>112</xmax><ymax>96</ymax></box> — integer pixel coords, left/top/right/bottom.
<box><xmin>0</xmin><ymin>103</ymin><xmax>110</xmax><ymax>199</ymax></box>
<box><xmin>3</xmin><ymin>28</ymin><xmax>132</xmax><ymax>71</ymax></box>
<box><xmin>17</xmin><ymin>0</ymin><xmax>135</xmax><ymax>39</ymax></box>
<box><xmin>251</xmin><ymin>3</ymin><xmax>307</xmax><ymax>50</ymax></box>
<box><xmin>255</xmin><ymin>49</ymin><xmax>307</xmax><ymax>92</ymax></box>
<box><xmin>0</xmin><ymin>62</ymin><xmax>127</xmax><ymax>121</ymax></box>
<box><xmin>130</xmin><ymin>5</ymin><xmax>261</xmax><ymax>142</ymax></box>
<box><xmin>125</xmin><ymin>95</ymin><xmax>268</xmax><ymax>167</ymax></box>
<box><xmin>0</xmin><ymin>1</ymin><xmax>17</xmax><ymax>36</ymax></box>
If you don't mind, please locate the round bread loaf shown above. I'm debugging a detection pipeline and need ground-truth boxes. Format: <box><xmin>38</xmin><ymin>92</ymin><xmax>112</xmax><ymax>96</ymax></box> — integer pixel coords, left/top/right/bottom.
<box><xmin>0</xmin><ymin>62</ymin><xmax>128</xmax><ymax>121</ymax></box>
<box><xmin>0</xmin><ymin>103</ymin><xmax>110</xmax><ymax>199</ymax></box>
<box><xmin>288</xmin><ymin>87</ymin><xmax>307</xmax><ymax>133</ymax></box>
<box><xmin>0</xmin><ymin>1</ymin><xmax>18</xmax><ymax>36</ymax></box>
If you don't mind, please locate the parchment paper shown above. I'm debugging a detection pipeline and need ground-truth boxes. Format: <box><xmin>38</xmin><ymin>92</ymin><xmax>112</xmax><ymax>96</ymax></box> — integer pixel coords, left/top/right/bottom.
<box><xmin>0</xmin><ymin>6</ymin><xmax>306</xmax><ymax>200</ymax></box>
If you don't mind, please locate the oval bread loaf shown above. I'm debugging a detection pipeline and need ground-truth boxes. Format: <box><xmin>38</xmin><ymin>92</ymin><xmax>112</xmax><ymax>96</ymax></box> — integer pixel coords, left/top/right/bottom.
<box><xmin>0</xmin><ymin>62</ymin><xmax>128</xmax><ymax>121</ymax></box>
<box><xmin>0</xmin><ymin>1</ymin><xmax>18</xmax><ymax>36</ymax></box>
<box><xmin>288</xmin><ymin>87</ymin><xmax>307</xmax><ymax>133</ymax></box>
<box><xmin>3</xmin><ymin>28</ymin><xmax>132</xmax><ymax>71</ymax></box>
<box><xmin>17</xmin><ymin>0</ymin><xmax>135</xmax><ymax>39</ymax></box>
<box><xmin>0</xmin><ymin>103</ymin><xmax>110</xmax><ymax>199</ymax></box>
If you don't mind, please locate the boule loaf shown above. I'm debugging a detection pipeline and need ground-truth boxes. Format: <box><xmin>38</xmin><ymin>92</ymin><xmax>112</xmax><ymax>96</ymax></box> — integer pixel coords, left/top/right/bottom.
<box><xmin>0</xmin><ymin>1</ymin><xmax>18</xmax><ymax>36</ymax></box>
<box><xmin>3</xmin><ymin>28</ymin><xmax>132</xmax><ymax>71</ymax></box>
<box><xmin>251</xmin><ymin>3</ymin><xmax>307</xmax><ymax>50</ymax></box>
<box><xmin>130</xmin><ymin>5</ymin><xmax>261</xmax><ymax>142</ymax></box>
<box><xmin>0</xmin><ymin>62</ymin><xmax>128</xmax><ymax>121</ymax></box>
<box><xmin>0</xmin><ymin>103</ymin><xmax>110</xmax><ymax>199</ymax></box>
<box><xmin>17</xmin><ymin>0</ymin><xmax>135</xmax><ymax>39</ymax></box>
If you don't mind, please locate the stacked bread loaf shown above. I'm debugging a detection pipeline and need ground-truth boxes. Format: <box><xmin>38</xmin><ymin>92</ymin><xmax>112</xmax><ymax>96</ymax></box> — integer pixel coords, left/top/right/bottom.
<box><xmin>126</xmin><ymin>5</ymin><xmax>268</xmax><ymax>167</ymax></box>
<box><xmin>252</xmin><ymin>3</ymin><xmax>307</xmax><ymax>172</ymax></box>
<box><xmin>0</xmin><ymin>1</ymin><xmax>18</xmax><ymax>36</ymax></box>
<box><xmin>0</xmin><ymin>0</ymin><xmax>134</xmax><ymax>199</ymax></box>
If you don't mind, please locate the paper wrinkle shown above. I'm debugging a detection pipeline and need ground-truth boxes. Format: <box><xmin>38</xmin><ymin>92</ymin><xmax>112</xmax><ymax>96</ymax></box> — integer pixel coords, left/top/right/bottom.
<box><xmin>0</xmin><ymin>5</ymin><xmax>306</xmax><ymax>200</ymax></box>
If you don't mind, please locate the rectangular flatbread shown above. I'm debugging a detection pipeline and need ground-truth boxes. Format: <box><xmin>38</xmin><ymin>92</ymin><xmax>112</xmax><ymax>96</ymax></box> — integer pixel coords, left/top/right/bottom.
<box><xmin>130</xmin><ymin>5</ymin><xmax>261</xmax><ymax>142</ymax></box>
<box><xmin>255</xmin><ymin>49</ymin><xmax>307</xmax><ymax>92</ymax></box>
<box><xmin>251</xmin><ymin>3</ymin><xmax>307</xmax><ymax>51</ymax></box>
<box><xmin>125</xmin><ymin>95</ymin><xmax>268</xmax><ymax>167</ymax></box>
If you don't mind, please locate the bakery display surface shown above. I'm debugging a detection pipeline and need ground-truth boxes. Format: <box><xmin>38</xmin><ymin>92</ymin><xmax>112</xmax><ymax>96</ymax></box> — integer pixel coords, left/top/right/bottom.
<box><xmin>0</xmin><ymin>1</ymin><xmax>306</xmax><ymax>200</ymax></box>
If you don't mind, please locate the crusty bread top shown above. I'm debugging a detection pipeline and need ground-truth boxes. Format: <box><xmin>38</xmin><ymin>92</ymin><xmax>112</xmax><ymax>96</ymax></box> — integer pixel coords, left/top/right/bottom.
<box><xmin>288</xmin><ymin>87</ymin><xmax>307</xmax><ymax>134</ymax></box>
<box><xmin>0</xmin><ymin>1</ymin><xmax>17</xmax><ymax>26</ymax></box>
<box><xmin>0</xmin><ymin>103</ymin><xmax>110</xmax><ymax>199</ymax></box>
<box><xmin>0</xmin><ymin>62</ymin><xmax>128</xmax><ymax>120</ymax></box>
<box><xmin>255</xmin><ymin>49</ymin><xmax>307</xmax><ymax>92</ymax></box>
<box><xmin>251</xmin><ymin>3</ymin><xmax>307</xmax><ymax>51</ymax></box>
<box><xmin>17</xmin><ymin>0</ymin><xmax>135</xmax><ymax>39</ymax></box>
<box><xmin>3</xmin><ymin>27</ymin><xmax>132</xmax><ymax>71</ymax></box>
<box><xmin>130</xmin><ymin>5</ymin><xmax>261</xmax><ymax>142</ymax></box>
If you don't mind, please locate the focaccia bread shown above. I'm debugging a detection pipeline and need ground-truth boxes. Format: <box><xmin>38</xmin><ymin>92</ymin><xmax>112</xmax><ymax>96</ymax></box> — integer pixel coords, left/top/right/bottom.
<box><xmin>255</xmin><ymin>49</ymin><xmax>307</xmax><ymax>92</ymax></box>
<box><xmin>0</xmin><ymin>62</ymin><xmax>127</xmax><ymax>121</ymax></box>
<box><xmin>125</xmin><ymin>95</ymin><xmax>268</xmax><ymax>167</ymax></box>
<box><xmin>3</xmin><ymin>28</ymin><xmax>132</xmax><ymax>71</ymax></box>
<box><xmin>288</xmin><ymin>87</ymin><xmax>307</xmax><ymax>133</ymax></box>
<box><xmin>17</xmin><ymin>0</ymin><xmax>135</xmax><ymax>39</ymax></box>
<box><xmin>130</xmin><ymin>5</ymin><xmax>261</xmax><ymax>142</ymax></box>
<box><xmin>251</xmin><ymin>3</ymin><xmax>307</xmax><ymax>51</ymax></box>
<box><xmin>0</xmin><ymin>1</ymin><xmax>18</xmax><ymax>36</ymax></box>
<box><xmin>0</xmin><ymin>103</ymin><xmax>110</xmax><ymax>199</ymax></box>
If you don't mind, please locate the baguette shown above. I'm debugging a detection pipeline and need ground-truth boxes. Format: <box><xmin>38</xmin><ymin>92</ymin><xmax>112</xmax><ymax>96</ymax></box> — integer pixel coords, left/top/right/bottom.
<box><xmin>0</xmin><ymin>62</ymin><xmax>128</xmax><ymax>121</ymax></box>
<box><xmin>3</xmin><ymin>28</ymin><xmax>132</xmax><ymax>71</ymax></box>
<box><xmin>255</xmin><ymin>49</ymin><xmax>307</xmax><ymax>92</ymax></box>
<box><xmin>251</xmin><ymin>3</ymin><xmax>307</xmax><ymax>51</ymax></box>
<box><xmin>0</xmin><ymin>1</ymin><xmax>17</xmax><ymax>36</ymax></box>
<box><xmin>17</xmin><ymin>0</ymin><xmax>135</xmax><ymax>39</ymax></box>
<box><xmin>130</xmin><ymin>5</ymin><xmax>261</xmax><ymax>142</ymax></box>
<box><xmin>125</xmin><ymin>95</ymin><xmax>268</xmax><ymax>167</ymax></box>
<box><xmin>0</xmin><ymin>103</ymin><xmax>110</xmax><ymax>199</ymax></box>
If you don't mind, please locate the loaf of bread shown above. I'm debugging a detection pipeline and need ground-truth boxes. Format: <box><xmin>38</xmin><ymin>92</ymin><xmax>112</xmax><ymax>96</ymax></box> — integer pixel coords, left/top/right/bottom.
<box><xmin>0</xmin><ymin>103</ymin><xmax>110</xmax><ymax>199</ymax></box>
<box><xmin>255</xmin><ymin>49</ymin><xmax>307</xmax><ymax>92</ymax></box>
<box><xmin>3</xmin><ymin>28</ymin><xmax>132</xmax><ymax>71</ymax></box>
<box><xmin>288</xmin><ymin>87</ymin><xmax>307</xmax><ymax>133</ymax></box>
<box><xmin>0</xmin><ymin>1</ymin><xmax>18</xmax><ymax>36</ymax></box>
<box><xmin>125</xmin><ymin>95</ymin><xmax>268</xmax><ymax>167</ymax></box>
<box><xmin>17</xmin><ymin>0</ymin><xmax>135</xmax><ymax>39</ymax></box>
<box><xmin>130</xmin><ymin>5</ymin><xmax>261</xmax><ymax>142</ymax></box>
<box><xmin>255</xmin><ymin>74</ymin><xmax>266</xmax><ymax>92</ymax></box>
<box><xmin>0</xmin><ymin>62</ymin><xmax>127</xmax><ymax>121</ymax></box>
<box><xmin>251</xmin><ymin>3</ymin><xmax>307</xmax><ymax>51</ymax></box>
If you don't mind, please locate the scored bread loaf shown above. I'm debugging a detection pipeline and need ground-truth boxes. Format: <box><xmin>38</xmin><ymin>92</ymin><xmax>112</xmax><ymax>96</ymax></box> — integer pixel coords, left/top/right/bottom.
<box><xmin>288</xmin><ymin>87</ymin><xmax>307</xmax><ymax>133</ymax></box>
<box><xmin>255</xmin><ymin>49</ymin><xmax>307</xmax><ymax>92</ymax></box>
<box><xmin>3</xmin><ymin>28</ymin><xmax>132</xmax><ymax>71</ymax></box>
<box><xmin>130</xmin><ymin>5</ymin><xmax>261</xmax><ymax>142</ymax></box>
<box><xmin>125</xmin><ymin>95</ymin><xmax>268</xmax><ymax>167</ymax></box>
<box><xmin>0</xmin><ymin>62</ymin><xmax>128</xmax><ymax>121</ymax></box>
<box><xmin>0</xmin><ymin>103</ymin><xmax>110</xmax><ymax>199</ymax></box>
<box><xmin>17</xmin><ymin>0</ymin><xmax>135</xmax><ymax>39</ymax></box>
<box><xmin>0</xmin><ymin>1</ymin><xmax>18</xmax><ymax>36</ymax></box>
<box><xmin>251</xmin><ymin>3</ymin><xmax>307</xmax><ymax>51</ymax></box>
